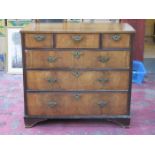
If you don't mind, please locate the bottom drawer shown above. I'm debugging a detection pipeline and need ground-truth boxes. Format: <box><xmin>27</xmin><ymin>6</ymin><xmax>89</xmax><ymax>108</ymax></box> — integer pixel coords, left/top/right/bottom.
<box><xmin>26</xmin><ymin>92</ymin><xmax>128</xmax><ymax>116</ymax></box>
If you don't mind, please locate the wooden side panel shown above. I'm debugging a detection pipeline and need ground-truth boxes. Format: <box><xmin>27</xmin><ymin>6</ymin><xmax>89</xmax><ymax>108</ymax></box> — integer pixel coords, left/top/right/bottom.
<box><xmin>25</xmin><ymin>33</ymin><xmax>53</xmax><ymax>48</ymax></box>
<box><xmin>103</xmin><ymin>34</ymin><xmax>130</xmax><ymax>48</ymax></box>
<box><xmin>26</xmin><ymin>51</ymin><xmax>130</xmax><ymax>69</ymax></box>
<box><xmin>27</xmin><ymin>92</ymin><xmax>128</xmax><ymax>116</ymax></box>
<box><xmin>56</xmin><ymin>34</ymin><xmax>99</xmax><ymax>48</ymax></box>
<box><xmin>26</xmin><ymin>70</ymin><xmax>129</xmax><ymax>90</ymax></box>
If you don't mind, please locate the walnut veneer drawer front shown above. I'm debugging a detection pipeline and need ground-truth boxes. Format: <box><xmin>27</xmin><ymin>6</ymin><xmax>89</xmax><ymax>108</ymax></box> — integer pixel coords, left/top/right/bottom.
<box><xmin>26</xmin><ymin>51</ymin><xmax>130</xmax><ymax>69</ymax></box>
<box><xmin>103</xmin><ymin>34</ymin><xmax>130</xmax><ymax>48</ymax></box>
<box><xmin>25</xmin><ymin>34</ymin><xmax>53</xmax><ymax>48</ymax></box>
<box><xmin>26</xmin><ymin>70</ymin><xmax>129</xmax><ymax>90</ymax></box>
<box><xmin>56</xmin><ymin>34</ymin><xmax>99</xmax><ymax>48</ymax></box>
<box><xmin>27</xmin><ymin>92</ymin><xmax>128</xmax><ymax>116</ymax></box>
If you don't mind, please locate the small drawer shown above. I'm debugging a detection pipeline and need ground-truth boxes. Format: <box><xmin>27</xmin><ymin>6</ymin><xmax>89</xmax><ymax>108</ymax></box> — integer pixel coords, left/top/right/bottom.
<box><xmin>56</xmin><ymin>33</ymin><xmax>99</xmax><ymax>49</ymax></box>
<box><xmin>26</xmin><ymin>50</ymin><xmax>130</xmax><ymax>69</ymax></box>
<box><xmin>26</xmin><ymin>70</ymin><xmax>129</xmax><ymax>91</ymax></box>
<box><xmin>102</xmin><ymin>34</ymin><xmax>130</xmax><ymax>48</ymax></box>
<box><xmin>27</xmin><ymin>92</ymin><xmax>128</xmax><ymax>116</ymax></box>
<box><xmin>25</xmin><ymin>33</ymin><xmax>53</xmax><ymax>48</ymax></box>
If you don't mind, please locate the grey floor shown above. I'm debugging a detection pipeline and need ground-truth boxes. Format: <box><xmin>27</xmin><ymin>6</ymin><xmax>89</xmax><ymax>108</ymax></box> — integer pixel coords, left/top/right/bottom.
<box><xmin>144</xmin><ymin>58</ymin><xmax>155</xmax><ymax>73</ymax></box>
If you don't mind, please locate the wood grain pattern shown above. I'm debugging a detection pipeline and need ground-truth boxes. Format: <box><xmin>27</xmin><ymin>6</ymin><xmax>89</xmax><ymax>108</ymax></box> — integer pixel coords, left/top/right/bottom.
<box><xmin>25</xmin><ymin>33</ymin><xmax>53</xmax><ymax>48</ymax></box>
<box><xmin>27</xmin><ymin>92</ymin><xmax>128</xmax><ymax>116</ymax></box>
<box><xmin>26</xmin><ymin>50</ymin><xmax>130</xmax><ymax>69</ymax></box>
<box><xmin>103</xmin><ymin>34</ymin><xmax>130</xmax><ymax>48</ymax></box>
<box><xmin>26</xmin><ymin>70</ymin><xmax>129</xmax><ymax>90</ymax></box>
<box><xmin>56</xmin><ymin>34</ymin><xmax>99</xmax><ymax>48</ymax></box>
<box><xmin>21</xmin><ymin>23</ymin><xmax>135</xmax><ymax>33</ymax></box>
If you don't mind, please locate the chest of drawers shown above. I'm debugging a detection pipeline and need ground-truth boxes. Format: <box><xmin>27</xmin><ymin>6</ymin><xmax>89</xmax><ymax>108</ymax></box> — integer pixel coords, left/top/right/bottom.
<box><xmin>21</xmin><ymin>23</ymin><xmax>135</xmax><ymax>128</ymax></box>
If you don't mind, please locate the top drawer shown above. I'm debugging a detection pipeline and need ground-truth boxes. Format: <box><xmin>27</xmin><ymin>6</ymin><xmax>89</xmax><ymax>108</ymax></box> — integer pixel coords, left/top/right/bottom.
<box><xmin>25</xmin><ymin>33</ymin><xmax>53</xmax><ymax>48</ymax></box>
<box><xmin>56</xmin><ymin>34</ymin><xmax>99</xmax><ymax>49</ymax></box>
<box><xmin>102</xmin><ymin>34</ymin><xmax>130</xmax><ymax>48</ymax></box>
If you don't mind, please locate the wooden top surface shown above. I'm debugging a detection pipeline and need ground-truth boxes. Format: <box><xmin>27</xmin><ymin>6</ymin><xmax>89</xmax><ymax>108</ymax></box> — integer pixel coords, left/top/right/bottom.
<box><xmin>21</xmin><ymin>22</ymin><xmax>135</xmax><ymax>33</ymax></box>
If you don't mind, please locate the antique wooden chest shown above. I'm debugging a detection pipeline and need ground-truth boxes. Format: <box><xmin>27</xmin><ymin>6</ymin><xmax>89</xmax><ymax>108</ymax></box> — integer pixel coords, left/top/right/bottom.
<box><xmin>21</xmin><ymin>22</ymin><xmax>135</xmax><ymax>127</ymax></box>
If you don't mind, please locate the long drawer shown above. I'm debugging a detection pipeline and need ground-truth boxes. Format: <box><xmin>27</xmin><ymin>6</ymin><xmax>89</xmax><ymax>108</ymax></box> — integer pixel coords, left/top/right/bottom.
<box><xmin>27</xmin><ymin>92</ymin><xmax>128</xmax><ymax>116</ymax></box>
<box><xmin>26</xmin><ymin>50</ymin><xmax>130</xmax><ymax>69</ymax></box>
<box><xmin>26</xmin><ymin>70</ymin><xmax>129</xmax><ymax>91</ymax></box>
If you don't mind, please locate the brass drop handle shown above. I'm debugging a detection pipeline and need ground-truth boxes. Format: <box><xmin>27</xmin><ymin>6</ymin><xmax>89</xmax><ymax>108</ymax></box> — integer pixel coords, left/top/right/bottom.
<box><xmin>47</xmin><ymin>101</ymin><xmax>57</xmax><ymax>108</ymax></box>
<box><xmin>112</xmin><ymin>34</ymin><xmax>121</xmax><ymax>41</ymax></box>
<box><xmin>98</xmin><ymin>101</ymin><xmax>108</xmax><ymax>108</ymax></box>
<box><xmin>97</xmin><ymin>78</ymin><xmax>109</xmax><ymax>83</ymax></box>
<box><xmin>46</xmin><ymin>77</ymin><xmax>57</xmax><ymax>83</ymax></box>
<box><xmin>98</xmin><ymin>56</ymin><xmax>110</xmax><ymax>63</ymax></box>
<box><xmin>47</xmin><ymin>56</ymin><xmax>58</xmax><ymax>63</ymax></box>
<box><xmin>34</xmin><ymin>34</ymin><xmax>46</xmax><ymax>41</ymax></box>
<box><xmin>72</xmin><ymin>35</ymin><xmax>83</xmax><ymax>41</ymax></box>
